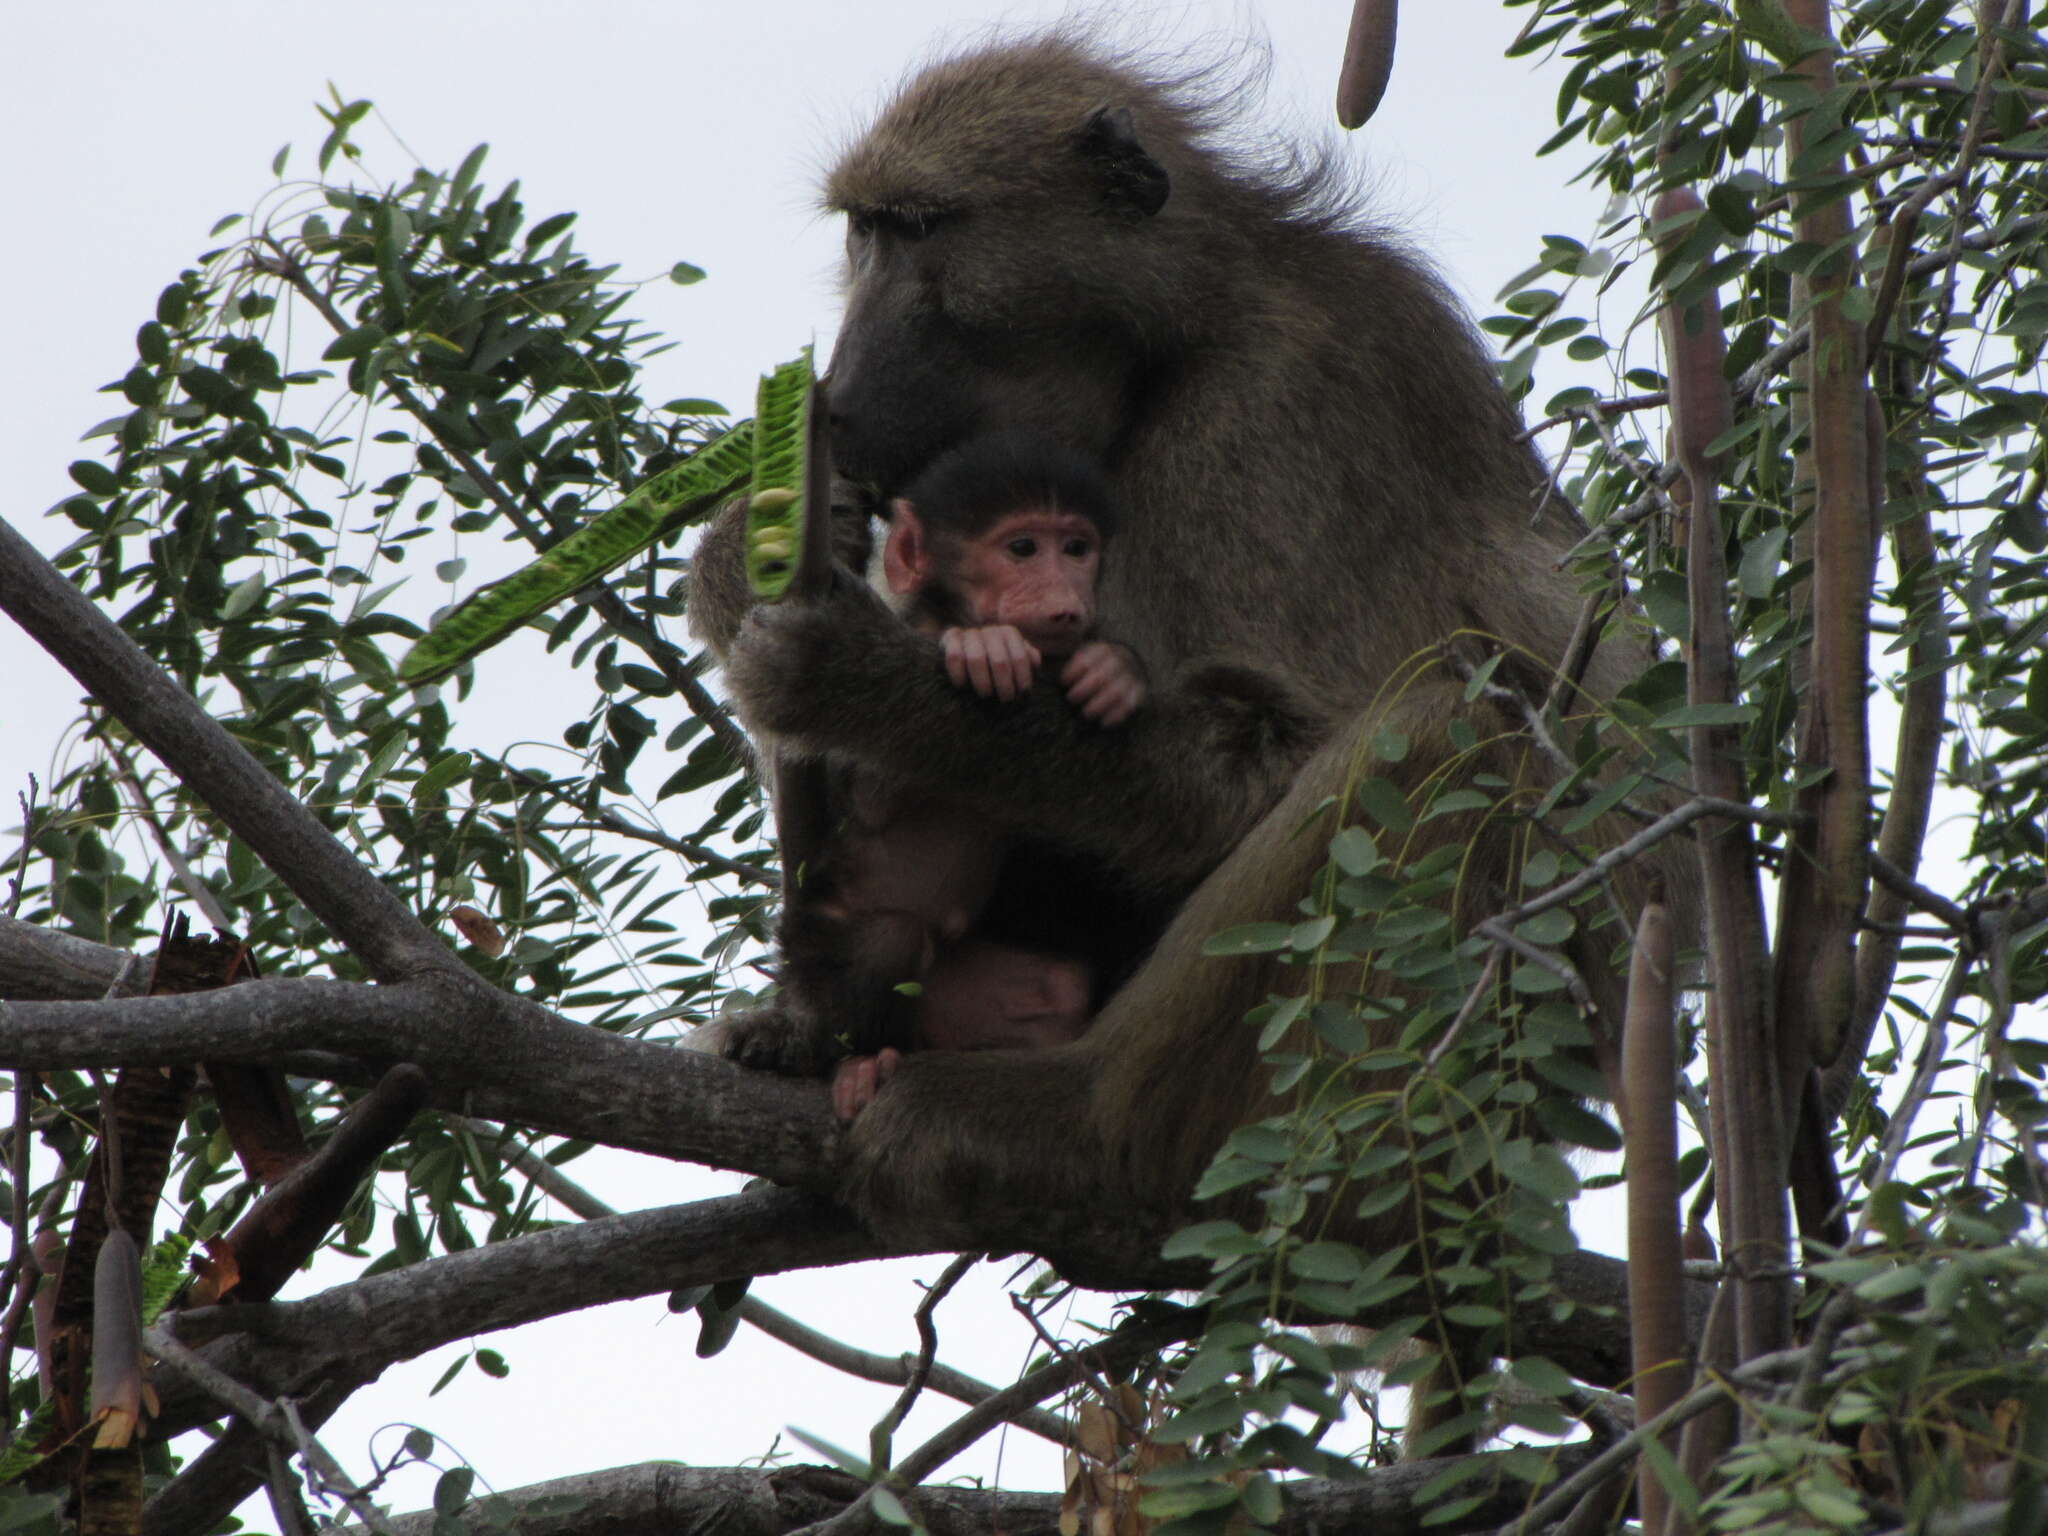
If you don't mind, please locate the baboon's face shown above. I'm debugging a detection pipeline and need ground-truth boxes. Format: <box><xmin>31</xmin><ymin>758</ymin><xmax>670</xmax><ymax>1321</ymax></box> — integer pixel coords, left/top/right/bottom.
<box><xmin>824</xmin><ymin>89</ymin><xmax>1176</xmax><ymax>499</ymax></box>
<box><xmin>826</xmin><ymin>218</ymin><xmax>1139</xmax><ymax>496</ymax></box>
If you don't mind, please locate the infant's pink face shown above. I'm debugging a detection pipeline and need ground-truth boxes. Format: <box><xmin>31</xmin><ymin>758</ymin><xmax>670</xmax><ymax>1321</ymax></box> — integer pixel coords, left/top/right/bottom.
<box><xmin>914</xmin><ymin>939</ymin><xmax>1093</xmax><ymax>1053</ymax></box>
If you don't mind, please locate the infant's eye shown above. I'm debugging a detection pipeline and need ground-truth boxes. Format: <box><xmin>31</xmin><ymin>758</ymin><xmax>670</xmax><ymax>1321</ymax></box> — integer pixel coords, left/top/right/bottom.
<box><xmin>1063</xmin><ymin>537</ymin><xmax>1093</xmax><ymax>558</ymax></box>
<box><xmin>1007</xmin><ymin>537</ymin><xmax>1039</xmax><ymax>558</ymax></box>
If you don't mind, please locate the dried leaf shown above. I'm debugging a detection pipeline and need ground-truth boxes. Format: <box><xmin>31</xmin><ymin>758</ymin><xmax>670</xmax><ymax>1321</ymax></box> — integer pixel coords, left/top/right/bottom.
<box><xmin>449</xmin><ymin>904</ymin><xmax>507</xmax><ymax>956</ymax></box>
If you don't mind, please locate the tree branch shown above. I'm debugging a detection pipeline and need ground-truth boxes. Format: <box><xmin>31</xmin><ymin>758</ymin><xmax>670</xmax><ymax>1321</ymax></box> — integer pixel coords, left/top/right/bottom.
<box><xmin>351</xmin><ymin>1446</ymin><xmax>1604</xmax><ymax>1536</ymax></box>
<box><xmin>3</xmin><ymin>918</ymin><xmax>1696</xmax><ymax>1385</ymax></box>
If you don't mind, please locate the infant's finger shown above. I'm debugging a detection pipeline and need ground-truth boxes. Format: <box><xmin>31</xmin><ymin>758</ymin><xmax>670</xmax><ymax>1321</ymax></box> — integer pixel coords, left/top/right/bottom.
<box><xmin>1004</xmin><ymin>635</ymin><xmax>1042</xmax><ymax>698</ymax></box>
<box><xmin>943</xmin><ymin>631</ymin><xmax>971</xmax><ymax>690</ymax></box>
<box><xmin>831</xmin><ymin>1059</ymin><xmax>866</xmax><ymax>1121</ymax></box>
<box><xmin>962</xmin><ymin>633</ymin><xmax>1001</xmax><ymax>697</ymax></box>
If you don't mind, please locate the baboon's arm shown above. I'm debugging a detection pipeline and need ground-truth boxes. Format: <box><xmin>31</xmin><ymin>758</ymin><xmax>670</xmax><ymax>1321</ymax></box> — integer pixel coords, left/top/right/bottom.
<box><xmin>721</xmin><ymin>580</ymin><xmax>1321</xmax><ymax>898</ymax></box>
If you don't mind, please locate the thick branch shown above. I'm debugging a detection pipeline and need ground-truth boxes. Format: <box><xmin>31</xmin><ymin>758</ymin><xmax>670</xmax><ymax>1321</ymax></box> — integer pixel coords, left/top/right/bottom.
<box><xmin>155</xmin><ymin>1188</ymin><xmax>881</xmax><ymax>1438</ymax></box>
<box><xmin>355</xmin><ymin>1446</ymin><xmax>1601</xmax><ymax>1536</ymax></box>
<box><xmin>0</xmin><ymin>976</ymin><xmax>835</xmax><ymax>1185</ymax></box>
<box><xmin>3</xmin><ymin>920</ymin><xmax>1696</xmax><ymax>1382</ymax></box>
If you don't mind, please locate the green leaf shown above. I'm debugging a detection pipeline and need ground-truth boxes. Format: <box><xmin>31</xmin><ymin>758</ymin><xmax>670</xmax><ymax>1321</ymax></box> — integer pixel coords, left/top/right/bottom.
<box><xmin>869</xmin><ymin>1488</ymin><xmax>913</xmax><ymax>1527</ymax></box>
<box><xmin>220</xmin><ymin>573</ymin><xmax>266</xmax><ymax>620</ymax></box>
<box><xmin>1653</xmin><ymin>701</ymin><xmax>1756</xmax><ymax>729</ymax></box>
<box><xmin>1514</xmin><ymin>908</ymin><xmax>1575</xmax><ymax>946</ymax></box>
<box><xmin>476</xmin><ymin>1348</ymin><xmax>509</xmax><ymax>1378</ymax></box>
<box><xmin>1203</xmin><ymin>923</ymin><xmax>1292</xmax><ymax>956</ymax></box>
<box><xmin>1329</xmin><ymin>825</ymin><xmax>1378</xmax><ymax>876</ymax></box>
<box><xmin>1160</xmin><ymin>1219</ymin><xmax>1251</xmax><ymax>1260</ymax></box>
<box><xmin>2027</xmin><ymin>653</ymin><xmax>2048</xmax><ymax>723</ymax></box>
<box><xmin>324</xmin><ymin>323</ymin><xmax>388</xmax><ymax>361</ymax></box>
<box><xmin>1291</xmin><ymin>914</ymin><xmax>1337</xmax><ymax>951</ymax></box>
<box><xmin>1509</xmin><ymin>1356</ymin><xmax>1576</xmax><ymax>1396</ymax></box>
<box><xmin>670</xmin><ymin>261</ymin><xmax>707</xmax><ymax>285</ymax></box>
<box><xmin>68</xmin><ymin>460</ymin><xmax>119</xmax><ymax>496</ymax></box>
<box><xmin>433</xmin><ymin>1468</ymin><xmax>475</xmax><ymax>1516</ymax></box>
<box><xmin>1734</xmin><ymin>0</ymin><xmax>1829</xmax><ymax>65</ymax></box>
<box><xmin>1355</xmin><ymin>776</ymin><xmax>1414</xmax><ymax>834</ymax></box>
<box><xmin>1290</xmin><ymin>1242</ymin><xmax>1364</xmax><ymax>1282</ymax></box>
<box><xmin>1737</xmin><ymin>525</ymin><xmax>1788</xmax><ymax>600</ymax></box>
<box><xmin>1534</xmin><ymin>1097</ymin><xmax>1622</xmax><ymax>1151</ymax></box>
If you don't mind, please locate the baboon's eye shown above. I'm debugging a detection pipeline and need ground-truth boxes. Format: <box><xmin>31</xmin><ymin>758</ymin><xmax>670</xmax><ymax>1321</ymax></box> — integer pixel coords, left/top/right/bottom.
<box><xmin>1062</xmin><ymin>537</ymin><xmax>1094</xmax><ymax>559</ymax></box>
<box><xmin>853</xmin><ymin>208</ymin><xmax>950</xmax><ymax>243</ymax></box>
<box><xmin>1006</xmin><ymin>536</ymin><xmax>1040</xmax><ymax>558</ymax></box>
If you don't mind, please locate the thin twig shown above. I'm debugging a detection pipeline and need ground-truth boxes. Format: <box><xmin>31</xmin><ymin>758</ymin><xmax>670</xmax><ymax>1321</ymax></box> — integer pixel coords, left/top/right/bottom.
<box><xmin>1503</xmin><ymin>797</ymin><xmax>1803</xmax><ymax>934</ymax></box>
<box><xmin>5</xmin><ymin>778</ymin><xmax>35</xmax><ymax>919</ymax></box>
<box><xmin>1475</xmin><ymin>918</ymin><xmax>1598</xmax><ymax>1018</ymax></box>
<box><xmin>794</xmin><ymin>1317</ymin><xmax>1199</xmax><ymax>1536</ymax></box>
<box><xmin>0</xmin><ymin>1066</ymin><xmax>33</xmax><ymax>1446</ymax></box>
<box><xmin>1430</xmin><ymin>947</ymin><xmax>1505</xmax><ymax>1069</ymax></box>
<box><xmin>874</xmin><ymin>1254</ymin><xmax>979</xmax><ymax>1467</ymax></box>
<box><xmin>1845</xmin><ymin>949</ymin><xmax>1974</xmax><ymax>1244</ymax></box>
<box><xmin>465</xmin><ymin>1125</ymin><xmax>1069</xmax><ymax>1443</ymax></box>
<box><xmin>1519</xmin><ymin>392</ymin><xmax>1670</xmax><ymax>442</ymax></box>
<box><xmin>1867</xmin><ymin>852</ymin><xmax>1971</xmax><ymax>934</ymax></box>
<box><xmin>1920</xmin><ymin>0</ymin><xmax>2029</xmax><ymax>385</ymax></box>
<box><xmin>535</xmin><ymin>817</ymin><xmax>773</xmax><ymax>887</ymax></box>
<box><xmin>145</xmin><ymin>1324</ymin><xmax>400</xmax><ymax>1536</ymax></box>
<box><xmin>265</xmin><ymin>1439</ymin><xmax>316</xmax><ymax>1536</ymax></box>
<box><xmin>1489</xmin><ymin>1346</ymin><xmax>1807</xmax><ymax>1536</ymax></box>
<box><xmin>105</xmin><ymin>740</ymin><xmax>232</xmax><ymax>927</ymax></box>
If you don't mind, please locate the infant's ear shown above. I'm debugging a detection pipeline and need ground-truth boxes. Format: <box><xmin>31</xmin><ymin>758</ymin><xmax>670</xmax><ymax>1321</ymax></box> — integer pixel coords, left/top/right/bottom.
<box><xmin>882</xmin><ymin>501</ymin><xmax>929</xmax><ymax>596</ymax></box>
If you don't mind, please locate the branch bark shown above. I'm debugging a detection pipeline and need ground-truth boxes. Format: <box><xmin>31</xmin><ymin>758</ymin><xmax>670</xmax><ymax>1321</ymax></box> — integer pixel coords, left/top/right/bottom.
<box><xmin>348</xmin><ymin>1448</ymin><xmax>1603</xmax><ymax>1536</ymax></box>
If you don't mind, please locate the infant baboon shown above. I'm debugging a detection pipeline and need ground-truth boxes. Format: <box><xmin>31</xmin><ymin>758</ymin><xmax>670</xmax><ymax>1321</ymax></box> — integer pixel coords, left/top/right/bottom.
<box><xmin>729</xmin><ymin>432</ymin><xmax>1160</xmax><ymax>1105</ymax></box>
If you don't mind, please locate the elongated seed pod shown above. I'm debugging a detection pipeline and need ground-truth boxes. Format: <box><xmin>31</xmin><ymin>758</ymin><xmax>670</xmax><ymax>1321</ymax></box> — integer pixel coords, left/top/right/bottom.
<box><xmin>1652</xmin><ymin>188</ymin><xmax>1732</xmax><ymax>484</ymax></box>
<box><xmin>744</xmin><ymin>350</ymin><xmax>818</xmax><ymax>599</ymax></box>
<box><xmin>396</xmin><ymin>414</ymin><xmax>760</xmax><ymax>684</ymax></box>
<box><xmin>1336</xmin><ymin>0</ymin><xmax>1398</xmax><ymax>129</ymax></box>
<box><xmin>89</xmin><ymin>1229</ymin><xmax>146</xmax><ymax>1449</ymax></box>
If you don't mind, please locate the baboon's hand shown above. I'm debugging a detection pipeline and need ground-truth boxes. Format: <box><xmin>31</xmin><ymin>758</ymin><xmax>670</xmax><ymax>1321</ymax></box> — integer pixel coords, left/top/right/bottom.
<box><xmin>1062</xmin><ymin>642</ymin><xmax>1146</xmax><ymax>725</ymax></box>
<box><xmin>719</xmin><ymin>1003</ymin><xmax>841</xmax><ymax>1078</ymax></box>
<box><xmin>830</xmin><ymin>1048</ymin><xmax>904</xmax><ymax>1120</ymax></box>
<box><xmin>724</xmin><ymin>584</ymin><xmax>913</xmax><ymax>741</ymax></box>
<box><xmin>942</xmin><ymin>624</ymin><xmax>1041</xmax><ymax>701</ymax></box>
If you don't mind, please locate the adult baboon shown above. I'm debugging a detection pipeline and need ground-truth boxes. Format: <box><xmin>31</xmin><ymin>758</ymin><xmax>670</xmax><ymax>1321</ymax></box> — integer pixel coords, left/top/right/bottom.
<box><xmin>688</xmin><ymin>35</ymin><xmax>1661</xmax><ymax>1263</ymax></box>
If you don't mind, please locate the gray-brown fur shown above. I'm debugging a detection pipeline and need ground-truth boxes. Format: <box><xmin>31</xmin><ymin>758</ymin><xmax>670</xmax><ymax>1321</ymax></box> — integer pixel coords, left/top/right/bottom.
<box><xmin>686</xmin><ymin>36</ymin><xmax>1666</xmax><ymax>1286</ymax></box>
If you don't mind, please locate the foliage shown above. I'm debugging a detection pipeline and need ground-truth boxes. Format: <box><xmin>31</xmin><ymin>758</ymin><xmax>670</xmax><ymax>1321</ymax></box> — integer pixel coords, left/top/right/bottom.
<box><xmin>10</xmin><ymin>104</ymin><xmax>768</xmax><ymax>1330</ymax></box>
<box><xmin>3</xmin><ymin>5</ymin><xmax>2048</xmax><ymax>1533</ymax></box>
<box><xmin>1126</xmin><ymin>2</ymin><xmax>2048</xmax><ymax>1532</ymax></box>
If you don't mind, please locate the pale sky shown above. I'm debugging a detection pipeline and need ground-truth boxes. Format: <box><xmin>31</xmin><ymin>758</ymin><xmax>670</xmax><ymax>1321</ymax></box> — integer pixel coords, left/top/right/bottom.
<box><xmin>0</xmin><ymin>3</ymin><xmax>1638</xmax><ymax>1520</ymax></box>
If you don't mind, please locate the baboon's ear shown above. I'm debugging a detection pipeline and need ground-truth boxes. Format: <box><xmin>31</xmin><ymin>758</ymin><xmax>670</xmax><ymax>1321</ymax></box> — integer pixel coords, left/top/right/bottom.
<box><xmin>1078</xmin><ymin>105</ymin><xmax>1170</xmax><ymax>219</ymax></box>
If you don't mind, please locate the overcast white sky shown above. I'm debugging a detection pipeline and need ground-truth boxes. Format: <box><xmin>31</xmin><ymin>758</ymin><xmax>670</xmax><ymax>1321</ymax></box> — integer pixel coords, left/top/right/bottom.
<box><xmin>0</xmin><ymin>2</ymin><xmax>1646</xmax><ymax>1520</ymax></box>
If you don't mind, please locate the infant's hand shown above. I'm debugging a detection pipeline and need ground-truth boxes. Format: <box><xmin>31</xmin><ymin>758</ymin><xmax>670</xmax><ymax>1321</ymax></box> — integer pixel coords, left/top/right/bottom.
<box><xmin>831</xmin><ymin>1048</ymin><xmax>904</xmax><ymax>1121</ymax></box>
<box><xmin>942</xmin><ymin>625</ymin><xmax>1041</xmax><ymax>701</ymax></box>
<box><xmin>1062</xmin><ymin>641</ymin><xmax>1146</xmax><ymax>726</ymax></box>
